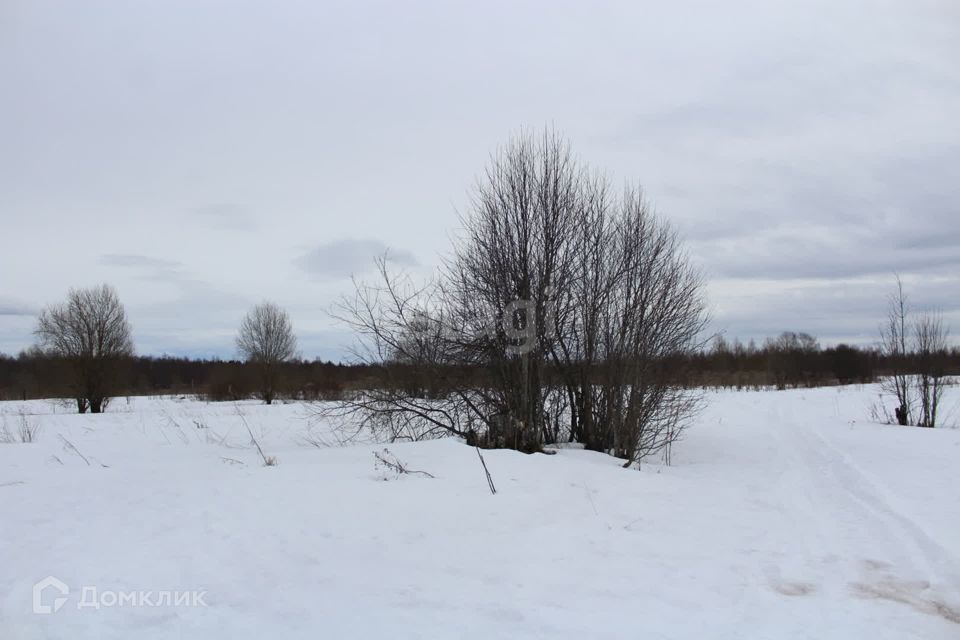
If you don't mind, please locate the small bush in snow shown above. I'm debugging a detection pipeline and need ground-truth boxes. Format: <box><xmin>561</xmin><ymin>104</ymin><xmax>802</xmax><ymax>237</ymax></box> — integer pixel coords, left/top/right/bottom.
<box><xmin>373</xmin><ymin>448</ymin><xmax>434</xmax><ymax>480</ymax></box>
<box><xmin>0</xmin><ymin>413</ymin><xmax>41</xmax><ymax>444</ymax></box>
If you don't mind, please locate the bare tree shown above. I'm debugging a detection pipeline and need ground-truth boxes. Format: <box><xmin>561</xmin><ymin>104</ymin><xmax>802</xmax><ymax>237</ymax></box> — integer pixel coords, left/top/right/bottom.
<box><xmin>880</xmin><ymin>275</ymin><xmax>912</xmax><ymax>425</ymax></box>
<box><xmin>324</xmin><ymin>130</ymin><xmax>708</xmax><ymax>464</ymax></box>
<box><xmin>878</xmin><ymin>277</ymin><xmax>952</xmax><ymax>428</ymax></box>
<box><xmin>34</xmin><ymin>284</ymin><xmax>134</xmax><ymax>413</ymax></box>
<box><xmin>765</xmin><ymin>332</ymin><xmax>820</xmax><ymax>390</ymax></box>
<box><xmin>236</xmin><ymin>302</ymin><xmax>298</xmax><ymax>404</ymax></box>
<box><xmin>445</xmin><ymin>130</ymin><xmax>586</xmax><ymax>451</ymax></box>
<box><xmin>914</xmin><ymin>310</ymin><xmax>949</xmax><ymax>428</ymax></box>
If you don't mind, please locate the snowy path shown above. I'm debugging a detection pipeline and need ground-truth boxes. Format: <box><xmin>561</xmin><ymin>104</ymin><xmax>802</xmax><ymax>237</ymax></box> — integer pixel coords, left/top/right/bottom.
<box><xmin>1</xmin><ymin>387</ymin><xmax>958</xmax><ymax>639</ymax></box>
<box><xmin>762</xmin><ymin>397</ymin><xmax>960</xmax><ymax>625</ymax></box>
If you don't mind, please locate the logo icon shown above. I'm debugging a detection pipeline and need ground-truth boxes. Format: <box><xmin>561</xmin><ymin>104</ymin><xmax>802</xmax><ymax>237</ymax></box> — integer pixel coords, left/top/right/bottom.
<box><xmin>33</xmin><ymin>576</ymin><xmax>69</xmax><ymax>614</ymax></box>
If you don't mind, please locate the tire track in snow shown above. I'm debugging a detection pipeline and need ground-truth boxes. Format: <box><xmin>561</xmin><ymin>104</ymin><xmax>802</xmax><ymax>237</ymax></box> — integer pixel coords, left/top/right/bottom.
<box><xmin>770</xmin><ymin>400</ymin><xmax>960</xmax><ymax>624</ymax></box>
<box><xmin>807</xmin><ymin>424</ymin><xmax>960</xmax><ymax>585</ymax></box>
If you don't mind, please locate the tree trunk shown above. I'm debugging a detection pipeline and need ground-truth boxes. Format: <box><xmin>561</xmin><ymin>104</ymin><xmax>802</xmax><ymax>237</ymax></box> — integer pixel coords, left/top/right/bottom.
<box><xmin>895</xmin><ymin>404</ymin><xmax>908</xmax><ymax>426</ymax></box>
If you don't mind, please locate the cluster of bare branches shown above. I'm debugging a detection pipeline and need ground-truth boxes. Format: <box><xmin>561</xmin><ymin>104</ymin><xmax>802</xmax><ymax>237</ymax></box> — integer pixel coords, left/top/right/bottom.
<box><xmin>879</xmin><ymin>276</ymin><xmax>951</xmax><ymax>428</ymax></box>
<box><xmin>320</xmin><ymin>130</ymin><xmax>708</xmax><ymax>466</ymax></box>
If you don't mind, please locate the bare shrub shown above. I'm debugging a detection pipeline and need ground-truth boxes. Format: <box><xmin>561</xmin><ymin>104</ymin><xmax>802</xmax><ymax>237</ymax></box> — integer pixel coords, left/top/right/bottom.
<box><xmin>16</xmin><ymin>413</ymin><xmax>40</xmax><ymax>443</ymax></box>
<box><xmin>1</xmin><ymin>413</ymin><xmax>41</xmax><ymax>444</ymax></box>
<box><xmin>869</xmin><ymin>395</ymin><xmax>897</xmax><ymax>425</ymax></box>
<box><xmin>877</xmin><ymin>277</ymin><xmax>952</xmax><ymax>428</ymax></box>
<box><xmin>915</xmin><ymin>311</ymin><xmax>950</xmax><ymax>428</ymax></box>
<box><xmin>322</xmin><ymin>130</ymin><xmax>708</xmax><ymax>465</ymax></box>
<box><xmin>879</xmin><ymin>276</ymin><xmax>912</xmax><ymax>425</ymax></box>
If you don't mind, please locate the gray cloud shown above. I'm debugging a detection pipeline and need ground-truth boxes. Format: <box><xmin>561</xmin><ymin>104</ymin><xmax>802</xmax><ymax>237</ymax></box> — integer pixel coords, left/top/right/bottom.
<box><xmin>1</xmin><ymin>0</ymin><xmax>957</xmax><ymax>354</ymax></box>
<box><xmin>695</xmin><ymin>225</ymin><xmax>960</xmax><ymax>281</ymax></box>
<box><xmin>294</xmin><ymin>239</ymin><xmax>419</xmax><ymax>280</ymax></box>
<box><xmin>100</xmin><ymin>254</ymin><xmax>183</xmax><ymax>270</ymax></box>
<box><xmin>188</xmin><ymin>203</ymin><xmax>258</xmax><ymax>231</ymax></box>
<box><xmin>98</xmin><ymin>253</ymin><xmax>186</xmax><ymax>286</ymax></box>
<box><xmin>683</xmin><ymin>143</ymin><xmax>960</xmax><ymax>282</ymax></box>
<box><xmin>0</xmin><ymin>308</ymin><xmax>35</xmax><ymax>355</ymax></box>
<box><xmin>710</xmin><ymin>274</ymin><xmax>960</xmax><ymax>346</ymax></box>
<box><xmin>0</xmin><ymin>298</ymin><xmax>36</xmax><ymax>317</ymax></box>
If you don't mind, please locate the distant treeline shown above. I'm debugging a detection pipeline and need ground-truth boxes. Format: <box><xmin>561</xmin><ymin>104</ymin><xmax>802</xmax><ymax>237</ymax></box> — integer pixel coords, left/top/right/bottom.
<box><xmin>0</xmin><ymin>352</ymin><xmax>355</xmax><ymax>402</ymax></box>
<box><xmin>689</xmin><ymin>332</ymin><xmax>959</xmax><ymax>390</ymax></box>
<box><xmin>2</xmin><ymin>331</ymin><xmax>958</xmax><ymax>402</ymax></box>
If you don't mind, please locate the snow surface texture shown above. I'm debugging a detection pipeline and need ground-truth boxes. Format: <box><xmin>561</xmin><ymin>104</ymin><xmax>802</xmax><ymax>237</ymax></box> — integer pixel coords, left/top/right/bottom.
<box><xmin>1</xmin><ymin>386</ymin><xmax>959</xmax><ymax>639</ymax></box>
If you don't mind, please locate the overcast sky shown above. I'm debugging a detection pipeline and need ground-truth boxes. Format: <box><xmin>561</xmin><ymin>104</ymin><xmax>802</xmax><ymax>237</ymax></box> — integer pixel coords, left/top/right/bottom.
<box><xmin>2</xmin><ymin>0</ymin><xmax>958</xmax><ymax>360</ymax></box>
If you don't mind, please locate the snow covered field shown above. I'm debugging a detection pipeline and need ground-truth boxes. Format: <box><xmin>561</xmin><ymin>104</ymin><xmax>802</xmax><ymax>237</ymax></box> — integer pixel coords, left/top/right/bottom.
<box><xmin>1</xmin><ymin>385</ymin><xmax>959</xmax><ymax>639</ymax></box>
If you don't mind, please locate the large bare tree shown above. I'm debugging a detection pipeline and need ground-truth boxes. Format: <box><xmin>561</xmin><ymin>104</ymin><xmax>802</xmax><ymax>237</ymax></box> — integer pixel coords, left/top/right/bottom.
<box><xmin>237</xmin><ymin>302</ymin><xmax>298</xmax><ymax>404</ymax></box>
<box><xmin>34</xmin><ymin>284</ymin><xmax>134</xmax><ymax>413</ymax></box>
<box><xmin>325</xmin><ymin>130</ymin><xmax>708</xmax><ymax>464</ymax></box>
